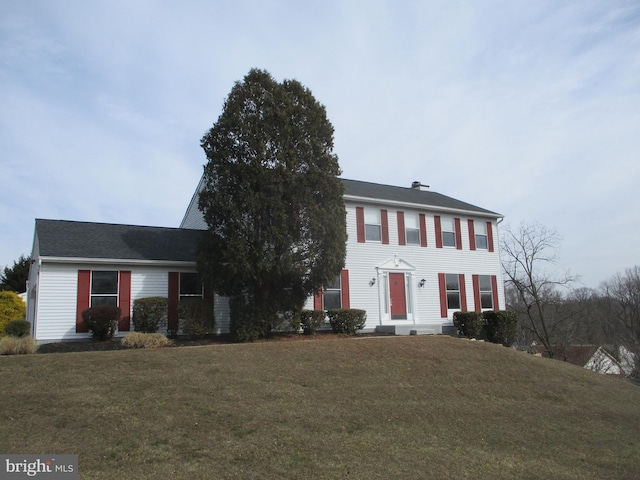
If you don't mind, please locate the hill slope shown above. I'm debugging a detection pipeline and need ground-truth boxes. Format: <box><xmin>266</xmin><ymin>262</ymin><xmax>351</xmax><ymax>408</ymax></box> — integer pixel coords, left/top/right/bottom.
<box><xmin>1</xmin><ymin>335</ymin><xmax>639</xmax><ymax>479</ymax></box>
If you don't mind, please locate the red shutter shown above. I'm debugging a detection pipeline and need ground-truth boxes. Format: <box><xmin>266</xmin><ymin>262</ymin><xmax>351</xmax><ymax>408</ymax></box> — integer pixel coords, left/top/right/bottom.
<box><xmin>491</xmin><ymin>275</ymin><xmax>500</xmax><ymax>310</ymax></box>
<box><xmin>435</xmin><ymin>216</ymin><xmax>443</xmax><ymax>249</ymax></box>
<box><xmin>118</xmin><ymin>271</ymin><xmax>131</xmax><ymax>331</ymax></box>
<box><xmin>459</xmin><ymin>274</ymin><xmax>467</xmax><ymax>311</ymax></box>
<box><xmin>204</xmin><ymin>281</ymin><xmax>214</xmax><ymax>305</ymax></box>
<box><xmin>314</xmin><ymin>291</ymin><xmax>323</xmax><ymax>310</ymax></box>
<box><xmin>397</xmin><ymin>211</ymin><xmax>406</xmax><ymax>246</ymax></box>
<box><xmin>468</xmin><ymin>220</ymin><xmax>476</xmax><ymax>251</ymax></box>
<box><xmin>381</xmin><ymin>209</ymin><xmax>389</xmax><ymax>245</ymax></box>
<box><xmin>356</xmin><ymin>207</ymin><xmax>365</xmax><ymax>243</ymax></box>
<box><xmin>487</xmin><ymin>221</ymin><xmax>494</xmax><ymax>252</ymax></box>
<box><xmin>455</xmin><ymin>218</ymin><xmax>462</xmax><ymax>250</ymax></box>
<box><xmin>419</xmin><ymin>213</ymin><xmax>427</xmax><ymax>247</ymax></box>
<box><xmin>168</xmin><ymin>272</ymin><xmax>179</xmax><ymax>332</ymax></box>
<box><xmin>341</xmin><ymin>269</ymin><xmax>350</xmax><ymax>309</ymax></box>
<box><xmin>472</xmin><ymin>275</ymin><xmax>481</xmax><ymax>312</ymax></box>
<box><xmin>438</xmin><ymin>273</ymin><xmax>447</xmax><ymax>318</ymax></box>
<box><xmin>76</xmin><ymin>270</ymin><xmax>91</xmax><ymax>333</ymax></box>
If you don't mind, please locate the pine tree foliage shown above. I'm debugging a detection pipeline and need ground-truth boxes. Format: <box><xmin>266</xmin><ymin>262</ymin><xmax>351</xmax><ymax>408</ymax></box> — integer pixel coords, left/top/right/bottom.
<box><xmin>198</xmin><ymin>69</ymin><xmax>346</xmax><ymax>320</ymax></box>
<box><xmin>1</xmin><ymin>255</ymin><xmax>30</xmax><ymax>293</ymax></box>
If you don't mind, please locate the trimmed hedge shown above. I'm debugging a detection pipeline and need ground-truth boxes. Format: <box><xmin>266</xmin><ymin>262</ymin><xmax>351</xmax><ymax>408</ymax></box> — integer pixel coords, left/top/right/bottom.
<box><xmin>484</xmin><ymin>310</ymin><xmax>518</xmax><ymax>346</ymax></box>
<box><xmin>4</xmin><ymin>319</ymin><xmax>30</xmax><ymax>338</ymax></box>
<box><xmin>300</xmin><ymin>310</ymin><xmax>325</xmax><ymax>335</ymax></box>
<box><xmin>81</xmin><ymin>305</ymin><xmax>121</xmax><ymax>341</ymax></box>
<box><xmin>327</xmin><ymin>309</ymin><xmax>366</xmax><ymax>335</ymax></box>
<box><xmin>452</xmin><ymin>311</ymin><xmax>484</xmax><ymax>339</ymax></box>
<box><xmin>122</xmin><ymin>332</ymin><xmax>172</xmax><ymax>349</ymax></box>
<box><xmin>178</xmin><ymin>298</ymin><xmax>214</xmax><ymax>337</ymax></box>
<box><xmin>133</xmin><ymin>297</ymin><xmax>168</xmax><ymax>333</ymax></box>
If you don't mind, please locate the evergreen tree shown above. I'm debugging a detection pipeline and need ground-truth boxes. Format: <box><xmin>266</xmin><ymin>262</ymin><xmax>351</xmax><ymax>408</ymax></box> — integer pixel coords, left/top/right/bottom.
<box><xmin>198</xmin><ymin>69</ymin><xmax>346</xmax><ymax>337</ymax></box>
<box><xmin>1</xmin><ymin>255</ymin><xmax>31</xmax><ymax>293</ymax></box>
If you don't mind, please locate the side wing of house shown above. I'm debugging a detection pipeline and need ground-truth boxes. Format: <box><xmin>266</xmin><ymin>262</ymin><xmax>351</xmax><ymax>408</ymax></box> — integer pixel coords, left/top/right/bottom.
<box><xmin>27</xmin><ymin>220</ymin><xmax>229</xmax><ymax>342</ymax></box>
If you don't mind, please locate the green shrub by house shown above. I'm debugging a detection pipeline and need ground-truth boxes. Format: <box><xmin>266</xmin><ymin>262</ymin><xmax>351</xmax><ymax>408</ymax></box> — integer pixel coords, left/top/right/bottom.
<box><xmin>327</xmin><ymin>309</ymin><xmax>366</xmax><ymax>335</ymax></box>
<box><xmin>133</xmin><ymin>297</ymin><xmax>168</xmax><ymax>333</ymax></box>
<box><xmin>484</xmin><ymin>310</ymin><xmax>518</xmax><ymax>346</ymax></box>
<box><xmin>452</xmin><ymin>311</ymin><xmax>484</xmax><ymax>339</ymax></box>
<box><xmin>4</xmin><ymin>319</ymin><xmax>30</xmax><ymax>338</ymax></box>
<box><xmin>178</xmin><ymin>298</ymin><xmax>214</xmax><ymax>337</ymax></box>
<box><xmin>300</xmin><ymin>310</ymin><xmax>325</xmax><ymax>335</ymax></box>
<box><xmin>81</xmin><ymin>305</ymin><xmax>121</xmax><ymax>341</ymax></box>
<box><xmin>0</xmin><ymin>291</ymin><xmax>26</xmax><ymax>337</ymax></box>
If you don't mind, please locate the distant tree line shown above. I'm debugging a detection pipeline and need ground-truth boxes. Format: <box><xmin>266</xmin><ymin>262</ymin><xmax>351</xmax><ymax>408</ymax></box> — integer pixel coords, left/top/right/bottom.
<box><xmin>501</xmin><ymin>222</ymin><xmax>640</xmax><ymax>378</ymax></box>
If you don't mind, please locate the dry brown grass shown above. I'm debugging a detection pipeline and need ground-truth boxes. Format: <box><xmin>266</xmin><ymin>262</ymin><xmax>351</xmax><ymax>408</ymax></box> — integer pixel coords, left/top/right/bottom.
<box><xmin>1</xmin><ymin>335</ymin><xmax>639</xmax><ymax>479</ymax></box>
<box><xmin>0</xmin><ymin>335</ymin><xmax>38</xmax><ymax>355</ymax></box>
<box><xmin>121</xmin><ymin>332</ymin><xmax>172</xmax><ymax>349</ymax></box>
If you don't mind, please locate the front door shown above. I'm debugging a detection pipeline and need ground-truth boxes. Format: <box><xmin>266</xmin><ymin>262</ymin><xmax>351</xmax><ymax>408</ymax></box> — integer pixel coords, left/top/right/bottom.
<box><xmin>389</xmin><ymin>273</ymin><xmax>407</xmax><ymax>320</ymax></box>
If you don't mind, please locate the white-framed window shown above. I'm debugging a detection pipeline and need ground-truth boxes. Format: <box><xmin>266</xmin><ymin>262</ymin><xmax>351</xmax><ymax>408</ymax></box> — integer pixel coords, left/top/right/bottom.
<box><xmin>405</xmin><ymin>213</ymin><xmax>420</xmax><ymax>245</ymax></box>
<box><xmin>91</xmin><ymin>271</ymin><xmax>118</xmax><ymax>307</ymax></box>
<box><xmin>478</xmin><ymin>275</ymin><xmax>493</xmax><ymax>309</ymax></box>
<box><xmin>441</xmin><ymin>217</ymin><xmax>456</xmax><ymax>247</ymax></box>
<box><xmin>323</xmin><ymin>275</ymin><xmax>342</xmax><ymax>310</ymax></box>
<box><xmin>179</xmin><ymin>272</ymin><xmax>203</xmax><ymax>301</ymax></box>
<box><xmin>445</xmin><ymin>273</ymin><xmax>461</xmax><ymax>310</ymax></box>
<box><xmin>475</xmin><ymin>221</ymin><xmax>488</xmax><ymax>250</ymax></box>
<box><xmin>365</xmin><ymin>208</ymin><xmax>382</xmax><ymax>242</ymax></box>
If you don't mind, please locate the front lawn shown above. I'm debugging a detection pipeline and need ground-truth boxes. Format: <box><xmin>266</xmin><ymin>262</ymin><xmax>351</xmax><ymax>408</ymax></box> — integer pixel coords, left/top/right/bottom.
<box><xmin>1</xmin><ymin>336</ymin><xmax>639</xmax><ymax>479</ymax></box>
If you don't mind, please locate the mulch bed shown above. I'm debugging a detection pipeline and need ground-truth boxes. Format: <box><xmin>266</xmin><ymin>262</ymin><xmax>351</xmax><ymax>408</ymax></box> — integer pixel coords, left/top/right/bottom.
<box><xmin>36</xmin><ymin>330</ymin><xmax>378</xmax><ymax>354</ymax></box>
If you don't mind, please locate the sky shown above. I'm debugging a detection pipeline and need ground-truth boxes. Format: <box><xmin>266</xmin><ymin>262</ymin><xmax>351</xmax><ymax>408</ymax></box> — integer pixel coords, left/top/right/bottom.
<box><xmin>1</xmin><ymin>0</ymin><xmax>639</xmax><ymax>289</ymax></box>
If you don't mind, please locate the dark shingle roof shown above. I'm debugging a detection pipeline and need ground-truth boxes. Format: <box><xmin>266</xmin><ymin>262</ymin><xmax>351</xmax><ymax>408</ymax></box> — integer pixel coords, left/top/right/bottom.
<box><xmin>35</xmin><ymin>219</ymin><xmax>202</xmax><ymax>262</ymax></box>
<box><xmin>341</xmin><ymin>178</ymin><xmax>501</xmax><ymax>217</ymax></box>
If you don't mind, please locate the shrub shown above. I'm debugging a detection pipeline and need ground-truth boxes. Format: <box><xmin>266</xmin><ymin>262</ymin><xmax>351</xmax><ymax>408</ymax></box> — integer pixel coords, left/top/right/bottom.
<box><xmin>229</xmin><ymin>297</ymin><xmax>274</xmax><ymax>342</ymax></box>
<box><xmin>132</xmin><ymin>297</ymin><xmax>168</xmax><ymax>333</ymax></box>
<box><xmin>300</xmin><ymin>310</ymin><xmax>325</xmax><ymax>335</ymax></box>
<box><xmin>327</xmin><ymin>309</ymin><xmax>366</xmax><ymax>335</ymax></box>
<box><xmin>0</xmin><ymin>291</ymin><xmax>26</xmax><ymax>337</ymax></box>
<box><xmin>121</xmin><ymin>332</ymin><xmax>172</xmax><ymax>349</ymax></box>
<box><xmin>178</xmin><ymin>298</ymin><xmax>214</xmax><ymax>337</ymax></box>
<box><xmin>81</xmin><ymin>305</ymin><xmax>121</xmax><ymax>341</ymax></box>
<box><xmin>4</xmin><ymin>320</ymin><xmax>30</xmax><ymax>337</ymax></box>
<box><xmin>484</xmin><ymin>310</ymin><xmax>518</xmax><ymax>346</ymax></box>
<box><xmin>0</xmin><ymin>336</ymin><xmax>38</xmax><ymax>355</ymax></box>
<box><xmin>452</xmin><ymin>311</ymin><xmax>484</xmax><ymax>339</ymax></box>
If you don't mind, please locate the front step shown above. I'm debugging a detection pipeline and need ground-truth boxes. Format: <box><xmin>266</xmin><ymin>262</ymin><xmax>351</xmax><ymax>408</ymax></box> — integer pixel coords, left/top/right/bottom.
<box><xmin>375</xmin><ymin>325</ymin><xmax>441</xmax><ymax>336</ymax></box>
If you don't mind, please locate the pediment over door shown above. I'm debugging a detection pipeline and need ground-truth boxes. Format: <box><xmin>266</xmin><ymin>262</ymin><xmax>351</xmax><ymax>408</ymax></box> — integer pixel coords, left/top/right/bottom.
<box><xmin>376</xmin><ymin>255</ymin><xmax>416</xmax><ymax>272</ymax></box>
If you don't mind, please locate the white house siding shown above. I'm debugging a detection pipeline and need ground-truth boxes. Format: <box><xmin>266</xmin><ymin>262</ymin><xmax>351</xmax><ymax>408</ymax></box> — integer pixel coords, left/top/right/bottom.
<box><xmin>32</xmin><ymin>262</ymin><xmax>199</xmax><ymax>342</ymax></box>
<box><xmin>343</xmin><ymin>202</ymin><xmax>504</xmax><ymax>331</ymax></box>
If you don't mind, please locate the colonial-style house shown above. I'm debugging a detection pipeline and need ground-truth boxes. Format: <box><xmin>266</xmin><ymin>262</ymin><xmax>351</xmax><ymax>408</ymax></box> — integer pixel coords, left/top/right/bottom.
<box><xmin>26</xmin><ymin>178</ymin><xmax>504</xmax><ymax>342</ymax></box>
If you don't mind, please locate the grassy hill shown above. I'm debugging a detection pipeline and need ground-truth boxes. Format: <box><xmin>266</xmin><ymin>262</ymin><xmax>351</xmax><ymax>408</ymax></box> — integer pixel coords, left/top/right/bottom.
<box><xmin>1</xmin><ymin>335</ymin><xmax>639</xmax><ymax>479</ymax></box>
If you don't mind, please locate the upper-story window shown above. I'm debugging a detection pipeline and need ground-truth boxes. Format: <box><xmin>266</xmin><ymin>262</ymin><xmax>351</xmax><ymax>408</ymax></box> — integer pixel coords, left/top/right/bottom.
<box><xmin>91</xmin><ymin>271</ymin><xmax>118</xmax><ymax>307</ymax></box>
<box><xmin>365</xmin><ymin>208</ymin><xmax>382</xmax><ymax>242</ymax></box>
<box><xmin>179</xmin><ymin>272</ymin><xmax>203</xmax><ymax>300</ymax></box>
<box><xmin>405</xmin><ymin>213</ymin><xmax>420</xmax><ymax>245</ymax></box>
<box><xmin>475</xmin><ymin>221</ymin><xmax>488</xmax><ymax>250</ymax></box>
<box><xmin>441</xmin><ymin>217</ymin><xmax>456</xmax><ymax>247</ymax></box>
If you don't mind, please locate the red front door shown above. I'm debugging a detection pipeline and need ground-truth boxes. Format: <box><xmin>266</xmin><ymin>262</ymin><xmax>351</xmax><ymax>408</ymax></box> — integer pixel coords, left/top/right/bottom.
<box><xmin>389</xmin><ymin>273</ymin><xmax>407</xmax><ymax>320</ymax></box>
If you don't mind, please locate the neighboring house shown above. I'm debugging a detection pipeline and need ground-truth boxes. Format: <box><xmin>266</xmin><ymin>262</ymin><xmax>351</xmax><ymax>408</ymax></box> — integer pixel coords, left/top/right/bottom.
<box><xmin>27</xmin><ymin>178</ymin><xmax>504</xmax><ymax>342</ymax></box>
<box><xmin>534</xmin><ymin>345</ymin><xmax>628</xmax><ymax>376</ymax></box>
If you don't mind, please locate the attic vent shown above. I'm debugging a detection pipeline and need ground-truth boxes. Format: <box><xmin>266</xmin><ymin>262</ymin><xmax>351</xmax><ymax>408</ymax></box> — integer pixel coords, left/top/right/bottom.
<box><xmin>411</xmin><ymin>181</ymin><xmax>430</xmax><ymax>191</ymax></box>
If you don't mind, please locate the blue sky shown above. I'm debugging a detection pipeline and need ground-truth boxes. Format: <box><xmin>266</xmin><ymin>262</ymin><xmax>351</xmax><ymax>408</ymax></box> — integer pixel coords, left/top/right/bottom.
<box><xmin>1</xmin><ymin>1</ymin><xmax>639</xmax><ymax>288</ymax></box>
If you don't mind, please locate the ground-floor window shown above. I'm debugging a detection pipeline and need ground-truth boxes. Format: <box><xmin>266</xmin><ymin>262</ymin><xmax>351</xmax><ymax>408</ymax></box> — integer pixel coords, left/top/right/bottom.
<box><xmin>91</xmin><ymin>271</ymin><xmax>118</xmax><ymax>307</ymax></box>
<box><xmin>445</xmin><ymin>273</ymin><xmax>461</xmax><ymax>310</ymax></box>
<box><xmin>323</xmin><ymin>275</ymin><xmax>342</xmax><ymax>310</ymax></box>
